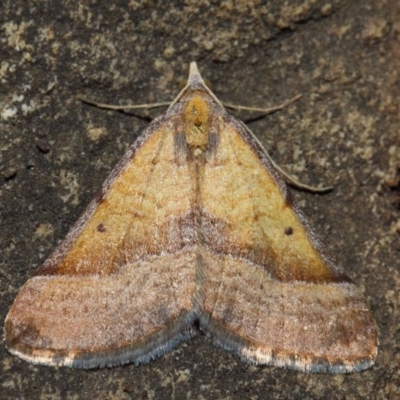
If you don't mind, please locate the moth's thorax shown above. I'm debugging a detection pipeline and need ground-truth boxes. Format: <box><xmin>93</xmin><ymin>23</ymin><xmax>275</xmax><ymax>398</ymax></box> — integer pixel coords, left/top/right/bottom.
<box><xmin>182</xmin><ymin>91</ymin><xmax>213</xmax><ymax>156</ymax></box>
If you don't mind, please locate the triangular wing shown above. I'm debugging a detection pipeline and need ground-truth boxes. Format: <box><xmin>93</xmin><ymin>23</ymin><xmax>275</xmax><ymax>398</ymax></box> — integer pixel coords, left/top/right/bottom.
<box><xmin>5</xmin><ymin>113</ymin><xmax>199</xmax><ymax>368</ymax></box>
<box><xmin>196</xmin><ymin>103</ymin><xmax>377</xmax><ymax>373</ymax></box>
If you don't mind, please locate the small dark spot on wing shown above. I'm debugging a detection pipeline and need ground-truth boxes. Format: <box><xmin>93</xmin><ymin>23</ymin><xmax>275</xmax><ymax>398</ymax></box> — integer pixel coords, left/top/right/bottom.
<box><xmin>284</xmin><ymin>227</ymin><xmax>293</xmax><ymax>236</ymax></box>
<box><xmin>97</xmin><ymin>223</ymin><xmax>106</xmax><ymax>233</ymax></box>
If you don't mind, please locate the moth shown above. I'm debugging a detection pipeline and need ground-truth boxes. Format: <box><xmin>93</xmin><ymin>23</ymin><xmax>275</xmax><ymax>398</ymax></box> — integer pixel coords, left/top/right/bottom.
<box><xmin>5</xmin><ymin>62</ymin><xmax>378</xmax><ymax>372</ymax></box>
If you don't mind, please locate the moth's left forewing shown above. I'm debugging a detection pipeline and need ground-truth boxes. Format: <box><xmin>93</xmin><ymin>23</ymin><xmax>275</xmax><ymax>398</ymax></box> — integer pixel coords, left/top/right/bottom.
<box><xmin>198</xmin><ymin>110</ymin><xmax>378</xmax><ymax>373</ymax></box>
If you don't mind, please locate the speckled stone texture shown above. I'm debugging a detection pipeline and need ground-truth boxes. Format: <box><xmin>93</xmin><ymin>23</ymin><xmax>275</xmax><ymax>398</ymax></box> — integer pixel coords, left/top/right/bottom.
<box><xmin>1</xmin><ymin>1</ymin><xmax>399</xmax><ymax>399</ymax></box>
